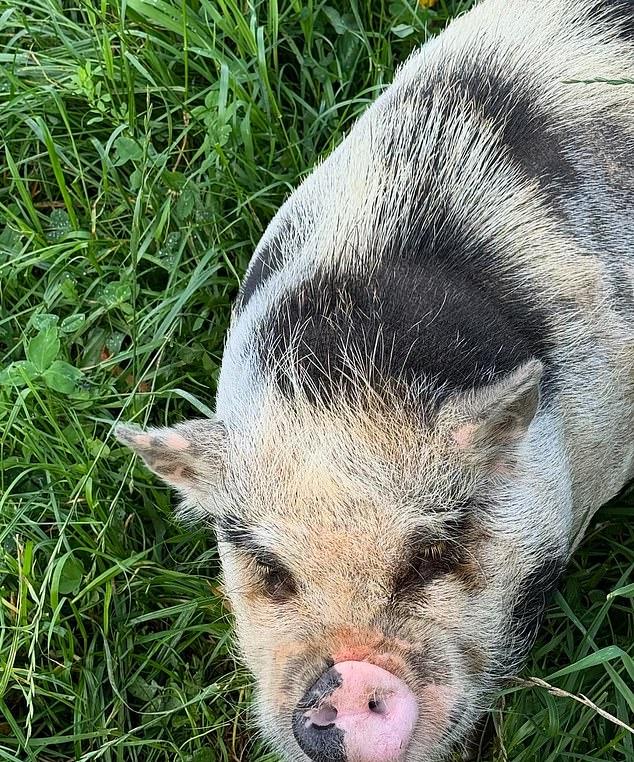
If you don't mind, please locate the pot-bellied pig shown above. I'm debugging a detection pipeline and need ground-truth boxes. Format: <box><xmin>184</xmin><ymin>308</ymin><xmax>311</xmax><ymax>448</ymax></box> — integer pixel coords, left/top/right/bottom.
<box><xmin>117</xmin><ymin>1</ymin><xmax>634</xmax><ymax>760</ymax></box>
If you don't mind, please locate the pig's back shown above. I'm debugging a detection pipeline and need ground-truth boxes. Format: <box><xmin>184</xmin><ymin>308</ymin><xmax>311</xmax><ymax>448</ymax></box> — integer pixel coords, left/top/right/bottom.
<box><xmin>218</xmin><ymin>0</ymin><xmax>634</xmax><ymax>422</ymax></box>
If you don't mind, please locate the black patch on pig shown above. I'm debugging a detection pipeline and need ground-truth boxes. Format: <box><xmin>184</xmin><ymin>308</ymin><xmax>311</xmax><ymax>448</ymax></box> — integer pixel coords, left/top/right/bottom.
<box><xmin>447</xmin><ymin>707</ymin><xmax>462</xmax><ymax>728</ymax></box>
<box><xmin>390</xmin><ymin>56</ymin><xmax>580</xmax><ymax>210</ymax></box>
<box><xmin>446</xmin><ymin>697</ymin><xmax>468</xmax><ymax>729</ymax></box>
<box><xmin>256</xmin><ymin>56</ymin><xmax>568</xmax><ymax>404</ymax></box>
<box><xmin>295</xmin><ymin>666</ymin><xmax>343</xmax><ymax>712</ymax></box>
<box><xmin>238</xmin><ymin>216</ymin><xmax>295</xmax><ymax>309</ymax></box>
<box><xmin>458</xmin><ymin>640</ymin><xmax>490</xmax><ymax>677</ymax></box>
<box><xmin>591</xmin><ymin>1</ymin><xmax>634</xmax><ymax>40</ymax></box>
<box><xmin>463</xmin><ymin>67</ymin><xmax>576</xmax><ymax>201</ymax></box>
<box><xmin>405</xmin><ymin>649</ymin><xmax>451</xmax><ymax>686</ymax></box>
<box><xmin>216</xmin><ymin>513</ymin><xmax>255</xmax><ymax>550</ymax></box>
<box><xmin>259</xmin><ymin>244</ymin><xmax>555</xmax><ymax>406</ymax></box>
<box><xmin>608</xmin><ymin>265</ymin><xmax>634</xmax><ymax>314</ymax></box>
<box><xmin>217</xmin><ymin>515</ymin><xmax>298</xmax><ymax>600</ymax></box>
<box><xmin>510</xmin><ymin>553</ymin><xmax>566</xmax><ymax>651</ymax></box>
<box><xmin>293</xmin><ymin>668</ymin><xmax>346</xmax><ymax>762</ymax></box>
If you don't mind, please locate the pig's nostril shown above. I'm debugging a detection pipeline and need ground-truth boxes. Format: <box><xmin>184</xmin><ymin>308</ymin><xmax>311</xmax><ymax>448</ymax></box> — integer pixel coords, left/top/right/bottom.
<box><xmin>368</xmin><ymin>697</ymin><xmax>387</xmax><ymax>715</ymax></box>
<box><xmin>306</xmin><ymin>703</ymin><xmax>338</xmax><ymax>728</ymax></box>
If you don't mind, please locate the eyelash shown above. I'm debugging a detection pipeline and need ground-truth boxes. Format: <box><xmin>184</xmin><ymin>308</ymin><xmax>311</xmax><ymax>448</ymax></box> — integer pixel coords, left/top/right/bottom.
<box><xmin>420</xmin><ymin>542</ymin><xmax>446</xmax><ymax>561</ymax></box>
<box><xmin>395</xmin><ymin>541</ymin><xmax>454</xmax><ymax>592</ymax></box>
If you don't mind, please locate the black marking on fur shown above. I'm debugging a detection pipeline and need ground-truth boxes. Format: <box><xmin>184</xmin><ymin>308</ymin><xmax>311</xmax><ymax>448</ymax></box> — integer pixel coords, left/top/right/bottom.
<box><xmin>281</xmin><ymin>655</ymin><xmax>336</xmax><ymax>700</ymax></box>
<box><xmin>509</xmin><ymin>552</ymin><xmax>566</xmax><ymax>653</ymax></box>
<box><xmin>295</xmin><ymin>666</ymin><xmax>343</xmax><ymax>712</ymax></box>
<box><xmin>404</xmin><ymin>649</ymin><xmax>451</xmax><ymax>686</ymax></box>
<box><xmin>238</xmin><ymin>217</ymin><xmax>294</xmax><ymax>309</ymax></box>
<box><xmin>254</xmin><ymin>53</ymin><xmax>571</xmax><ymax>404</ymax></box>
<box><xmin>447</xmin><ymin>698</ymin><xmax>467</xmax><ymax>728</ymax></box>
<box><xmin>609</xmin><ymin>265</ymin><xmax>634</xmax><ymax>314</ymax></box>
<box><xmin>293</xmin><ymin>667</ymin><xmax>346</xmax><ymax>762</ymax></box>
<box><xmin>457</xmin><ymin>639</ymin><xmax>490</xmax><ymax>677</ymax></box>
<box><xmin>259</xmin><ymin>241</ymin><xmax>554</xmax><ymax>405</ymax></box>
<box><xmin>395</xmin><ymin>57</ymin><xmax>579</xmax><ymax>209</ymax></box>
<box><xmin>179</xmin><ymin>465</ymin><xmax>197</xmax><ymax>481</ymax></box>
<box><xmin>216</xmin><ymin>513</ymin><xmax>255</xmax><ymax>549</ymax></box>
<box><xmin>592</xmin><ymin>1</ymin><xmax>634</xmax><ymax>40</ymax></box>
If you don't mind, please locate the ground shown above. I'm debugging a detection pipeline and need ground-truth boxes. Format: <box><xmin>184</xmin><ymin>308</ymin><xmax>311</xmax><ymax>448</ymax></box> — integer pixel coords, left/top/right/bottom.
<box><xmin>0</xmin><ymin>0</ymin><xmax>633</xmax><ymax>760</ymax></box>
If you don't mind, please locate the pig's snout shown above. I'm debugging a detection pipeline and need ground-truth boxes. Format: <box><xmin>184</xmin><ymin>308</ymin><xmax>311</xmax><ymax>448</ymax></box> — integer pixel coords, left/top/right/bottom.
<box><xmin>292</xmin><ymin>660</ymin><xmax>418</xmax><ymax>762</ymax></box>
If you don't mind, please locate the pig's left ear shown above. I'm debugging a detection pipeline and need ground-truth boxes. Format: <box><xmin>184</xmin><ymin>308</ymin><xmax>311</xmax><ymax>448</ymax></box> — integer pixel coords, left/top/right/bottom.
<box><xmin>444</xmin><ymin>359</ymin><xmax>543</xmax><ymax>463</ymax></box>
<box><xmin>115</xmin><ymin>418</ymin><xmax>226</xmax><ymax>494</ymax></box>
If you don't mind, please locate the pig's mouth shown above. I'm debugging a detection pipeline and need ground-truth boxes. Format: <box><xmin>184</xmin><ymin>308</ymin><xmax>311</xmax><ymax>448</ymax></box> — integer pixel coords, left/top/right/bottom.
<box><xmin>266</xmin><ymin>631</ymin><xmax>463</xmax><ymax>761</ymax></box>
<box><xmin>290</xmin><ymin>659</ymin><xmax>456</xmax><ymax>762</ymax></box>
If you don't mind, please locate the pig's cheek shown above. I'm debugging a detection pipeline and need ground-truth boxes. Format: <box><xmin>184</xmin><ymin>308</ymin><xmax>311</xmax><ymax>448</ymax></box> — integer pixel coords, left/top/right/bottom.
<box><xmin>417</xmin><ymin>684</ymin><xmax>459</xmax><ymax>745</ymax></box>
<box><xmin>256</xmin><ymin>639</ymin><xmax>306</xmax><ymax>714</ymax></box>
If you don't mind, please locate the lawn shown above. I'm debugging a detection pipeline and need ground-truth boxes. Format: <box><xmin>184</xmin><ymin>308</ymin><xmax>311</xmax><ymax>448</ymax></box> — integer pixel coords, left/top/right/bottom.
<box><xmin>0</xmin><ymin>0</ymin><xmax>633</xmax><ymax>760</ymax></box>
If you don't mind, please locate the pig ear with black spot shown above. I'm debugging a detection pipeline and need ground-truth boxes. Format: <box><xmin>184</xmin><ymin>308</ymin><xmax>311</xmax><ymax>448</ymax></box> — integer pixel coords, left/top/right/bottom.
<box><xmin>115</xmin><ymin>418</ymin><xmax>226</xmax><ymax>493</ymax></box>
<box><xmin>447</xmin><ymin>359</ymin><xmax>543</xmax><ymax>463</ymax></box>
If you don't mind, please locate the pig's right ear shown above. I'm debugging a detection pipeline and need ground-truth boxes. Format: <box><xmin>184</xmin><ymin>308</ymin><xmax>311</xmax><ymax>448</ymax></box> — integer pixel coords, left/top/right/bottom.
<box><xmin>442</xmin><ymin>359</ymin><xmax>543</xmax><ymax>465</ymax></box>
<box><xmin>115</xmin><ymin>418</ymin><xmax>226</xmax><ymax>496</ymax></box>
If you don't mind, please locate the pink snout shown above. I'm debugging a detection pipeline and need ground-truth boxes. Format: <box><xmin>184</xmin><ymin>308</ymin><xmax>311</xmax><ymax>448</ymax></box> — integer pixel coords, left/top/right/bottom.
<box><xmin>293</xmin><ymin>660</ymin><xmax>418</xmax><ymax>762</ymax></box>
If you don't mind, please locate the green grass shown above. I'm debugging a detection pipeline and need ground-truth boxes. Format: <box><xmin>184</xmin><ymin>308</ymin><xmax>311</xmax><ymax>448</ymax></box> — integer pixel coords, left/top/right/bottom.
<box><xmin>0</xmin><ymin>0</ymin><xmax>632</xmax><ymax>760</ymax></box>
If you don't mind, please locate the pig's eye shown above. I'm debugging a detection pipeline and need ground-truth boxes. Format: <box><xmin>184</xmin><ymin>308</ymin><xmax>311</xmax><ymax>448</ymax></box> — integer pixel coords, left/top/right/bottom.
<box><xmin>253</xmin><ymin>554</ymin><xmax>297</xmax><ymax>601</ymax></box>
<box><xmin>412</xmin><ymin>542</ymin><xmax>451</xmax><ymax>581</ymax></box>
<box><xmin>393</xmin><ymin>540</ymin><xmax>456</xmax><ymax>594</ymax></box>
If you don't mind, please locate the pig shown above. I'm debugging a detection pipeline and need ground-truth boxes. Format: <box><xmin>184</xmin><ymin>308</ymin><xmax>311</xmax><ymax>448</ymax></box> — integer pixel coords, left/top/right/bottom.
<box><xmin>116</xmin><ymin>1</ymin><xmax>634</xmax><ymax>760</ymax></box>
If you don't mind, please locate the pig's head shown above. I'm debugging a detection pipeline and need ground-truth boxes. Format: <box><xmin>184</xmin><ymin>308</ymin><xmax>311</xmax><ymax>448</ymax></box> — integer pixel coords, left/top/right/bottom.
<box><xmin>117</xmin><ymin>359</ymin><xmax>572</xmax><ymax>762</ymax></box>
